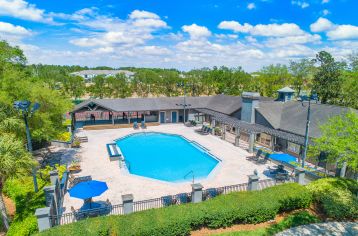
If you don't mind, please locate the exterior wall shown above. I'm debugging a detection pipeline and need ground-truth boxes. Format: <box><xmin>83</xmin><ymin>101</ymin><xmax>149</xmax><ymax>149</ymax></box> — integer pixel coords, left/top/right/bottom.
<box><xmin>255</xmin><ymin>111</ymin><xmax>274</xmax><ymax>128</ymax></box>
<box><xmin>231</xmin><ymin>109</ymin><xmax>241</xmax><ymax>120</ymax></box>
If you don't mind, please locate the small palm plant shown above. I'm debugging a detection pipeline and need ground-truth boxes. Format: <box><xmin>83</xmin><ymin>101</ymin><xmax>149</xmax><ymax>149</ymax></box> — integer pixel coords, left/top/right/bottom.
<box><xmin>0</xmin><ymin>134</ymin><xmax>35</xmax><ymax>231</ymax></box>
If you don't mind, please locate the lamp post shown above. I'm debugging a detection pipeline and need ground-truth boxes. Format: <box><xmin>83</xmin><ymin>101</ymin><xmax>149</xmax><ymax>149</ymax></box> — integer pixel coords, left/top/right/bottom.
<box><xmin>13</xmin><ymin>100</ymin><xmax>40</xmax><ymax>192</ymax></box>
<box><xmin>177</xmin><ymin>81</ymin><xmax>191</xmax><ymax>123</ymax></box>
<box><xmin>300</xmin><ymin>92</ymin><xmax>318</xmax><ymax>168</ymax></box>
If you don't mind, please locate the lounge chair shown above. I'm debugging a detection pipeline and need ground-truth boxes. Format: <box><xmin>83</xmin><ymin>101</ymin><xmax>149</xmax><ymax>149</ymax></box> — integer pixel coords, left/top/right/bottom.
<box><xmin>257</xmin><ymin>152</ymin><xmax>270</xmax><ymax>164</ymax></box>
<box><xmin>133</xmin><ymin>121</ymin><xmax>139</xmax><ymax>129</ymax></box>
<box><xmin>204</xmin><ymin>188</ymin><xmax>222</xmax><ymax>200</ymax></box>
<box><xmin>176</xmin><ymin>193</ymin><xmax>191</xmax><ymax>204</ymax></box>
<box><xmin>141</xmin><ymin>121</ymin><xmax>147</xmax><ymax>129</ymax></box>
<box><xmin>195</xmin><ymin>125</ymin><xmax>206</xmax><ymax>134</ymax></box>
<box><xmin>246</xmin><ymin>149</ymin><xmax>262</xmax><ymax>162</ymax></box>
<box><xmin>275</xmin><ymin>172</ymin><xmax>289</xmax><ymax>183</ymax></box>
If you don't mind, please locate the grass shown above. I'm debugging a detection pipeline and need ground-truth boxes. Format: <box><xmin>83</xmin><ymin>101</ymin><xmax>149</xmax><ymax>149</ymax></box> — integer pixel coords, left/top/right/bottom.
<box><xmin>214</xmin><ymin>211</ymin><xmax>320</xmax><ymax>236</ymax></box>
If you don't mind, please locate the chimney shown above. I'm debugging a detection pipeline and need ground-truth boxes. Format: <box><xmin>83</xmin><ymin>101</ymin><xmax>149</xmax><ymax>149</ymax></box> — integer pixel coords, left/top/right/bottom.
<box><xmin>241</xmin><ymin>92</ymin><xmax>260</xmax><ymax>124</ymax></box>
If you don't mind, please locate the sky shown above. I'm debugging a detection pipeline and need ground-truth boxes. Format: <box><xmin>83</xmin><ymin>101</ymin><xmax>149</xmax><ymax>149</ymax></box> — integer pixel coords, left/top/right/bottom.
<box><xmin>0</xmin><ymin>0</ymin><xmax>357</xmax><ymax>71</ymax></box>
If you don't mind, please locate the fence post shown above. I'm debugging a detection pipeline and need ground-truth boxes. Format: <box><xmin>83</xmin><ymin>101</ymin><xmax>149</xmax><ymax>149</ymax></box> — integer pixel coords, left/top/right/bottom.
<box><xmin>35</xmin><ymin>207</ymin><xmax>51</xmax><ymax>232</ymax></box>
<box><xmin>191</xmin><ymin>183</ymin><xmax>203</xmax><ymax>203</ymax></box>
<box><xmin>248</xmin><ymin>175</ymin><xmax>260</xmax><ymax>191</ymax></box>
<box><xmin>44</xmin><ymin>185</ymin><xmax>58</xmax><ymax>215</ymax></box>
<box><xmin>50</xmin><ymin>170</ymin><xmax>59</xmax><ymax>186</ymax></box>
<box><xmin>294</xmin><ymin>167</ymin><xmax>305</xmax><ymax>185</ymax></box>
<box><xmin>122</xmin><ymin>194</ymin><xmax>134</xmax><ymax>214</ymax></box>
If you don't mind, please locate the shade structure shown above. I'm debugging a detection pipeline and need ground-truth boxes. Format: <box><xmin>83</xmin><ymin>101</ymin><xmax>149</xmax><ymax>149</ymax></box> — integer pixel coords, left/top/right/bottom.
<box><xmin>269</xmin><ymin>153</ymin><xmax>297</xmax><ymax>164</ymax></box>
<box><xmin>69</xmin><ymin>180</ymin><xmax>108</xmax><ymax>200</ymax></box>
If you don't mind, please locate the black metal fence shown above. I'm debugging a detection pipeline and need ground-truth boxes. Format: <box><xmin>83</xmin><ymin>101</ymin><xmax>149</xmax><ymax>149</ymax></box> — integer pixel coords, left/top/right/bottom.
<box><xmin>49</xmin><ymin>179</ymin><xmax>275</xmax><ymax>227</ymax></box>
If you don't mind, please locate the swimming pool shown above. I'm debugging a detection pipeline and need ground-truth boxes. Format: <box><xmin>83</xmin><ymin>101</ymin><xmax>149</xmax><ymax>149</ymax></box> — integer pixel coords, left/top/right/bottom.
<box><xmin>115</xmin><ymin>132</ymin><xmax>219</xmax><ymax>182</ymax></box>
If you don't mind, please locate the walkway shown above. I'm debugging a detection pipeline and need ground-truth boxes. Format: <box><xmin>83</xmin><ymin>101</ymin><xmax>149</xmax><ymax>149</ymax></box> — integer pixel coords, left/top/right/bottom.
<box><xmin>276</xmin><ymin>222</ymin><xmax>358</xmax><ymax>236</ymax></box>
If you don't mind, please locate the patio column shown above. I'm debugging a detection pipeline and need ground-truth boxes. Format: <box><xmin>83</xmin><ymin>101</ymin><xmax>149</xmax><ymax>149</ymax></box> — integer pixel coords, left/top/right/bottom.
<box><xmin>211</xmin><ymin>119</ymin><xmax>216</xmax><ymax>135</ymax></box>
<box><xmin>112</xmin><ymin>112</ymin><xmax>114</xmax><ymax>125</ymax></box>
<box><xmin>270</xmin><ymin>136</ymin><xmax>275</xmax><ymax>151</ymax></box>
<box><xmin>128</xmin><ymin>112</ymin><xmax>130</xmax><ymax>124</ymax></box>
<box><xmin>294</xmin><ymin>167</ymin><xmax>305</xmax><ymax>185</ymax></box>
<box><xmin>43</xmin><ymin>186</ymin><xmax>58</xmax><ymax>216</ymax></box>
<box><xmin>122</xmin><ymin>194</ymin><xmax>134</xmax><ymax>214</ymax></box>
<box><xmin>35</xmin><ymin>207</ymin><xmax>51</xmax><ymax>232</ymax></box>
<box><xmin>248</xmin><ymin>175</ymin><xmax>260</xmax><ymax>191</ymax></box>
<box><xmin>248</xmin><ymin>133</ymin><xmax>255</xmax><ymax>153</ymax></box>
<box><xmin>191</xmin><ymin>183</ymin><xmax>203</xmax><ymax>203</ymax></box>
<box><xmin>235</xmin><ymin>129</ymin><xmax>240</xmax><ymax>147</ymax></box>
<box><xmin>49</xmin><ymin>170</ymin><xmax>59</xmax><ymax>186</ymax></box>
<box><xmin>221</xmin><ymin>124</ymin><xmax>225</xmax><ymax>140</ymax></box>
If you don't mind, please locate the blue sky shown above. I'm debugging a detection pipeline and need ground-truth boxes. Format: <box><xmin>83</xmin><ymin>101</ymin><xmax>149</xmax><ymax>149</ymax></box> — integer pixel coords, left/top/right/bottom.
<box><xmin>0</xmin><ymin>0</ymin><xmax>357</xmax><ymax>71</ymax></box>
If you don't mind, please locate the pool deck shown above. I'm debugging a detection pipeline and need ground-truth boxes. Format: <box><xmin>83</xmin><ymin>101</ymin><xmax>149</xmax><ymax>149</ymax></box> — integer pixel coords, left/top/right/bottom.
<box><xmin>62</xmin><ymin>124</ymin><xmax>275</xmax><ymax>212</ymax></box>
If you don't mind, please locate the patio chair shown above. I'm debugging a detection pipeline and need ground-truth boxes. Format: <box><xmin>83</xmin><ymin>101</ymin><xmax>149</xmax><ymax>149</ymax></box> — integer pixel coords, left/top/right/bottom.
<box><xmin>246</xmin><ymin>149</ymin><xmax>262</xmax><ymax>162</ymax></box>
<box><xmin>162</xmin><ymin>195</ymin><xmax>176</xmax><ymax>206</ymax></box>
<box><xmin>275</xmin><ymin>172</ymin><xmax>289</xmax><ymax>183</ymax></box>
<box><xmin>176</xmin><ymin>193</ymin><xmax>191</xmax><ymax>204</ymax></box>
<box><xmin>133</xmin><ymin>121</ymin><xmax>139</xmax><ymax>129</ymax></box>
<box><xmin>257</xmin><ymin>153</ymin><xmax>271</xmax><ymax>164</ymax></box>
<box><xmin>141</xmin><ymin>121</ymin><xmax>147</xmax><ymax>129</ymax></box>
<box><xmin>204</xmin><ymin>188</ymin><xmax>221</xmax><ymax>200</ymax></box>
<box><xmin>195</xmin><ymin>125</ymin><xmax>205</xmax><ymax>134</ymax></box>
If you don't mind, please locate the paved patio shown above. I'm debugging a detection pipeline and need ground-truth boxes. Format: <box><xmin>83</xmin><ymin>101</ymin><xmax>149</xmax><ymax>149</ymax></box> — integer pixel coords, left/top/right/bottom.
<box><xmin>62</xmin><ymin>124</ymin><xmax>275</xmax><ymax>212</ymax></box>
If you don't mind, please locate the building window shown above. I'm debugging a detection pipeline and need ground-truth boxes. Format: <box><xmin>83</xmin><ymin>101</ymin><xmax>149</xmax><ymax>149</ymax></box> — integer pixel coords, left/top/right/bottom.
<box><xmin>287</xmin><ymin>142</ymin><xmax>300</xmax><ymax>154</ymax></box>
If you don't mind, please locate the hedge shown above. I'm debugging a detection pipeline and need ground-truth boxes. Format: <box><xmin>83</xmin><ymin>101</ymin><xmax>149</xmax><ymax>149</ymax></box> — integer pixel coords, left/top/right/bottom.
<box><xmin>306</xmin><ymin>177</ymin><xmax>358</xmax><ymax>220</ymax></box>
<box><xmin>39</xmin><ymin>183</ymin><xmax>312</xmax><ymax>236</ymax></box>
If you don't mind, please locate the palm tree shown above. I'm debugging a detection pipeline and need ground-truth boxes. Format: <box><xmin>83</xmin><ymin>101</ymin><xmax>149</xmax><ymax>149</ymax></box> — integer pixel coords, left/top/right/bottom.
<box><xmin>0</xmin><ymin>133</ymin><xmax>35</xmax><ymax>231</ymax></box>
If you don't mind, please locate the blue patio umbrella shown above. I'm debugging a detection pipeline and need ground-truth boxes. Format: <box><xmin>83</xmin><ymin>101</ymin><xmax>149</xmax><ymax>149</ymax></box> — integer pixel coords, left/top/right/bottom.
<box><xmin>69</xmin><ymin>180</ymin><xmax>108</xmax><ymax>200</ymax></box>
<box><xmin>269</xmin><ymin>153</ymin><xmax>297</xmax><ymax>164</ymax></box>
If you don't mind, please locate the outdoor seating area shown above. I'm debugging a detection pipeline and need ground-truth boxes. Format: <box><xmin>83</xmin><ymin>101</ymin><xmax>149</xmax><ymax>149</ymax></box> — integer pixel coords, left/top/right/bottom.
<box><xmin>195</xmin><ymin>125</ymin><xmax>212</xmax><ymax>135</ymax></box>
<box><xmin>185</xmin><ymin>120</ymin><xmax>197</xmax><ymax>127</ymax></box>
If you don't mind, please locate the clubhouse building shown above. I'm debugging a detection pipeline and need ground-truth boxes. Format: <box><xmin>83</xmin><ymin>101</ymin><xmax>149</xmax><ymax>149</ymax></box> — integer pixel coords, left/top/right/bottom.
<box><xmin>71</xmin><ymin>87</ymin><xmax>356</xmax><ymax>160</ymax></box>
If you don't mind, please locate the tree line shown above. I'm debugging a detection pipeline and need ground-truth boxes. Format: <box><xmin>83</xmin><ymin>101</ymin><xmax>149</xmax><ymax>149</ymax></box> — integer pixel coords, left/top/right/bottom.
<box><xmin>30</xmin><ymin>51</ymin><xmax>358</xmax><ymax>109</ymax></box>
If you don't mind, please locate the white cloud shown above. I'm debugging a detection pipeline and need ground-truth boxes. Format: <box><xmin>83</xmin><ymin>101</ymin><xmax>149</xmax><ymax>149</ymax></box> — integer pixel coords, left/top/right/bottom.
<box><xmin>0</xmin><ymin>0</ymin><xmax>53</xmax><ymax>23</ymax></box>
<box><xmin>265</xmin><ymin>34</ymin><xmax>321</xmax><ymax>47</ymax></box>
<box><xmin>310</xmin><ymin>18</ymin><xmax>358</xmax><ymax>40</ymax></box>
<box><xmin>322</xmin><ymin>0</ymin><xmax>329</xmax><ymax>4</ymax></box>
<box><xmin>327</xmin><ymin>25</ymin><xmax>358</xmax><ymax>40</ymax></box>
<box><xmin>218</xmin><ymin>21</ymin><xmax>253</xmax><ymax>33</ymax></box>
<box><xmin>0</xmin><ymin>21</ymin><xmax>32</xmax><ymax>43</ymax></box>
<box><xmin>182</xmin><ymin>24</ymin><xmax>211</xmax><ymax>39</ymax></box>
<box><xmin>219</xmin><ymin>21</ymin><xmax>305</xmax><ymax>37</ymax></box>
<box><xmin>69</xmin><ymin>9</ymin><xmax>167</xmax><ymax>47</ymax></box>
<box><xmin>129</xmin><ymin>10</ymin><xmax>160</xmax><ymax>19</ymax></box>
<box><xmin>310</xmin><ymin>17</ymin><xmax>334</xmax><ymax>32</ymax></box>
<box><xmin>322</xmin><ymin>9</ymin><xmax>330</xmax><ymax>16</ymax></box>
<box><xmin>247</xmin><ymin>3</ymin><xmax>256</xmax><ymax>10</ymax></box>
<box><xmin>0</xmin><ymin>21</ymin><xmax>31</xmax><ymax>35</ymax></box>
<box><xmin>251</xmin><ymin>23</ymin><xmax>305</xmax><ymax>37</ymax></box>
<box><xmin>291</xmin><ymin>1</ymin><xmax>309</xmax><ymax>9</ymax></box>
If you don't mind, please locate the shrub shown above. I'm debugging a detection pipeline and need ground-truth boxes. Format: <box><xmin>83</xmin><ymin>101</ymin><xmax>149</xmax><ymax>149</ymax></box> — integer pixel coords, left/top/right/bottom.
<box><xmin>38</xmin><ymin>183</ymin><xmax>312</xmax><ymax>236</ymax></box>
<box><xmin>321</xmin><ymin>189</ymin><xmax>358</xmax><ymax>220</ymax></box>
<box><xmin>56</xmin><ymin>131</ymin><xmax>71</xmax><ymax>142</ymax></box>
<box><xmin>306</xmin><ymin>177</ymin><xmax>358</xmax><ymax>220</ymax></box>
<box><xmin>266</xmin><ymin>211</ymin><xmax>320</xmax><ymax>235</ymax></box>
<box><xmin>4</xmin><ymin>165</ymin><xmax>66</xmax><ymax>236</ymax></box>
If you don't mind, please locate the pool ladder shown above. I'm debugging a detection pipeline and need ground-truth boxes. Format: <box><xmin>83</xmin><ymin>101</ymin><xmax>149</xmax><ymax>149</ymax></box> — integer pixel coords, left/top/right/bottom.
<box><xmin>184</xmin><ymin>170</ymin><xmax>195</xmax><ymax>184</ymax></box>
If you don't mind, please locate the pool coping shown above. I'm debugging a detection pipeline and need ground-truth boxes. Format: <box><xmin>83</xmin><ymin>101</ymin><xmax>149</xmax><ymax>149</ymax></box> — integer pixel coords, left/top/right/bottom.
<box><xmin>112</xmin><ymin>131</ymin><xmax>223</xmax><ymax>184</ymax></box>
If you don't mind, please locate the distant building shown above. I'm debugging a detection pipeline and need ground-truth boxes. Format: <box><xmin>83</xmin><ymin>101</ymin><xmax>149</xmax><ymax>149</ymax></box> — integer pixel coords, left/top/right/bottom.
<box><xmin>71</xmin><ymin>70</ymin><xmax>135</xmax><ymax>82</ymax></box>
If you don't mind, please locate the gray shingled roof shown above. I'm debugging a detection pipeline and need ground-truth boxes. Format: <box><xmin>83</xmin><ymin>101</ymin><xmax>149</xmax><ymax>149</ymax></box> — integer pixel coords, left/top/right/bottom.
<box><xmin>72</xmin><ymin>95</ymin><xmax>247</xmax><ymax>115</ymax></box>
<box><xmin>195</xmin><ymin>108</ymin><xmax>307</xmax><ymax>145</ymax></box>
<box><xmin>257</xmin><ymin>101</ymin><xmax>357</xmax><ymax>138</ymax></box>
<box><xmin>277</xmin><ymin>87</ymin><xmax>295</xmax><ymax>93</ymax></box>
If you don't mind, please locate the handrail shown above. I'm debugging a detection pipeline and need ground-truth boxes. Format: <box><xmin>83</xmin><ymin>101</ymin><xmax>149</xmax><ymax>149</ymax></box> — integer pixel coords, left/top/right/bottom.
<box><xmin>184</xmin><ymin>170</ymin><xmax>195</xmax><ymax>184</ymax></box>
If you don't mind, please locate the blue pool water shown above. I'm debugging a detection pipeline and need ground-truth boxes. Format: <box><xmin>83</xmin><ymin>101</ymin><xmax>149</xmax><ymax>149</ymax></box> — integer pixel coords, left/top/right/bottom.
<box><xmin>116</xmin><ymin>132</ymin><xmax>219</xmax><ymax>182</ymax></box>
